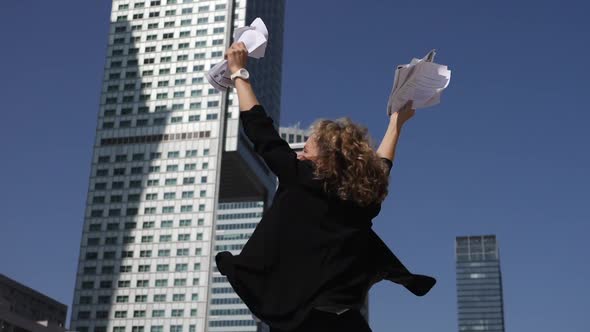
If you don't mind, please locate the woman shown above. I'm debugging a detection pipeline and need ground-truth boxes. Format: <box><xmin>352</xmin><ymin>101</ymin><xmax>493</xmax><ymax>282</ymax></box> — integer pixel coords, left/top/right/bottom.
<box><xmin>215</xmin><ymin>42</ymin><xmax>436</xmax><ymax>332</ymax></box>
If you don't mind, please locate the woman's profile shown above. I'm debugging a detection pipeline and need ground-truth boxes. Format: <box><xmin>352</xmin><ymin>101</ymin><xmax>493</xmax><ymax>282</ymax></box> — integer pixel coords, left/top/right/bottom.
<box><xmin>215</xmin><ymin>41</ymin><xmax>436</xmax><ymax>332</ymax></box>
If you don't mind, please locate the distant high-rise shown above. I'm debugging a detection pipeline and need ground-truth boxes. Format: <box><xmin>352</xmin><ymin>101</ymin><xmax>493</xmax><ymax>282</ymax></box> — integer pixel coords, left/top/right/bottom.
<box><xmin>279</xmin><ymin>123</ymin><xmax>310</xmax><ymax>145</ymax></box>
<box><xmin>70</xmin><ymin>1</ymin><xmax>285</xmax><ymax>332</ymax></box>
<box><xmin>455</xmin><ymin>235</ymin><xmax>506</xmax><ymax>332</ymax></box>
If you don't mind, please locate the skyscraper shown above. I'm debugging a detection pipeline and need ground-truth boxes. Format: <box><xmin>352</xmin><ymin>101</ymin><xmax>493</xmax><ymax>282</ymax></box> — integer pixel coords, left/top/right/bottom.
<box><xmin>70</xmin><ymin>1</ymin><xmax>285</xmax><ymax>332</ymax></box>
<box><xmin>455</xmin><ymin>235</ymin><xmax>506</xmax><ymax>332</ymax></box>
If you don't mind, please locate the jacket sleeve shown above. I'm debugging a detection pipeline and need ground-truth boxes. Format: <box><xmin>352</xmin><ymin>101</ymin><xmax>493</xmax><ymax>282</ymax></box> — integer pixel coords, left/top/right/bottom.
<box><xmin>380</xmin><ymin>157</ymin><xmax>393</xmax><ymax>175</ymax></box>
<box><xmin>240</xmin><ymin>104</ymin><xmax>299</xmax><ymax>184</ymax></box>
<box><xmin>366</xmin><ymin>158</ymin><xmax>394</xmax><ymax>218</ymax></box>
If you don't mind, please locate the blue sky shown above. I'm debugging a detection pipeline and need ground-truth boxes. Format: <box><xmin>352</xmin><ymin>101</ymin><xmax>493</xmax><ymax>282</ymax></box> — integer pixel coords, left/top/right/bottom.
<box><xmin>1</xmin><ymin>1</ymin><xmax>589</xmax><ymax>331</ymax></box>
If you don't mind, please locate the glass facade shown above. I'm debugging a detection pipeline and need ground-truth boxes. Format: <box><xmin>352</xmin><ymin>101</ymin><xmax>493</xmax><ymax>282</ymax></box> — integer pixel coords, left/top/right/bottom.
<box><xmin>455</xmin><ymin>235</ymin><xmax>506</xmax><ymax>332</ymax></box>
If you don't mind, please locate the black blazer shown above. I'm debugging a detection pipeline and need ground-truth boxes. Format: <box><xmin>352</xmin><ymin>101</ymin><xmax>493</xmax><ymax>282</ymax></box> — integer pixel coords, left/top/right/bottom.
<box><xmin>215</xmin><ymin>105</ymin><xmax>435</xmax><ymax>330</ymax></box>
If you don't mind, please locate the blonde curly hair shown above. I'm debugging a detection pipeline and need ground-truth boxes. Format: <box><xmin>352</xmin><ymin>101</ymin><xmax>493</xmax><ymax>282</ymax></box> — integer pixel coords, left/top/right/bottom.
<box><xmin>307</xmin><ymin>117</ymin><xmax>390</xmax><ymax>207</ymax></box>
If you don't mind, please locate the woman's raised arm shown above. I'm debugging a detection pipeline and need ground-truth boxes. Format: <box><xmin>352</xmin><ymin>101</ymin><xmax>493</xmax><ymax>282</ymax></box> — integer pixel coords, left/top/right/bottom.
<box><xmin>225</xmin><ymin>42</ymin><xmax>299</xmax><ymax>185</ymax></box>
<box><xmin>226</xmin><ymin>41</ymin><xmax>259</xmax><ymax>111</ymax></box>
<box><xmin>376</xmin><ymin>100</ymin><xmax>415</xmax><ymax>164</ymax></box>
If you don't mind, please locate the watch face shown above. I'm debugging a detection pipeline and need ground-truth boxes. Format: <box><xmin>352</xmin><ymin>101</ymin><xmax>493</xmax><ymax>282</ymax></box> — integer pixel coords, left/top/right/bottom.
<box><xmin>240</xmin><ymin>69</ymin><xmax>250</xmax><ymax>79</ymax></box>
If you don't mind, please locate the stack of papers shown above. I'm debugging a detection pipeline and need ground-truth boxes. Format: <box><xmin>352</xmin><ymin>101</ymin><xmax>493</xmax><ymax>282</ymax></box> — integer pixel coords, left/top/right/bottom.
<box><xmin>386</xmin><ymin>50</ymin><xmax>451</xmax><ymax>115</ymax></box>
<box><xmin>206</xmin><ymin>18</ymin><xmax>269</xmax><ymax>92</ymax></box>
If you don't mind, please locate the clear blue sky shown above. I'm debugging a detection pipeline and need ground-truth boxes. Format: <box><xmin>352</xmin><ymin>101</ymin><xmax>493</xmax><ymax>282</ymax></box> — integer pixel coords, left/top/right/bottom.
<box><xmin>1</xmin><ymin>1</ymin><xmax>589</xmax><ymax>331</ymax></box>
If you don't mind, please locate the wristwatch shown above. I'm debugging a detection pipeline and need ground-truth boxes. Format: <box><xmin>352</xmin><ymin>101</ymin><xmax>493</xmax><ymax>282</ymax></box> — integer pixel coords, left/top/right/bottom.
<box><xmin>230</xmin><ymin>68</ymin><xmax>250</xmax><ymax>82</ymax></box>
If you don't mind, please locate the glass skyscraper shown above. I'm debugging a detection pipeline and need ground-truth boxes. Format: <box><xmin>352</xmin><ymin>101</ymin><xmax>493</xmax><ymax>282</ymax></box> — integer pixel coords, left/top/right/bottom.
<box><xmin>70</xmin><ymin>1</ymin><xmax>285</xmax><ymax>332</ymax></box>
<box><xmin>455</xmin><ymin>235</ymin><xmax>506</xmax><ymax>332</ymax></box>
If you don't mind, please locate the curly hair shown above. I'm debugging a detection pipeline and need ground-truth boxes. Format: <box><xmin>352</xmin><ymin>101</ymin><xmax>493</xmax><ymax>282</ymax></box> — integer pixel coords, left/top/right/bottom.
<box><xmin>307</xmin><ymin>117</ymin><xmax>390</xmax><ymax>207</ymax></box>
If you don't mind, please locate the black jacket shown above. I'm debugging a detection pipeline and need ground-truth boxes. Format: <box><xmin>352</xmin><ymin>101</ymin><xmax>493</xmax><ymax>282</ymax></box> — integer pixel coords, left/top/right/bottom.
<box><xmin>215</xmin><ymin>105</ymin><xmax>436</xmax><ymax>330</ymax></box>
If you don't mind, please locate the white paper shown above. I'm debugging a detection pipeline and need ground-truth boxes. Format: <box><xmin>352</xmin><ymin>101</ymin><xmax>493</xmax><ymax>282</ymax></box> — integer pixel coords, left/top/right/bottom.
<box><xmin>387</xmin><ymin>50</ymin><xmax>451</xmax><ymax>115</ymax></box>
<box><xmin>206</xmin><ymin>18</ymin><xmax>269</xmax><ymax>92</ymax></box>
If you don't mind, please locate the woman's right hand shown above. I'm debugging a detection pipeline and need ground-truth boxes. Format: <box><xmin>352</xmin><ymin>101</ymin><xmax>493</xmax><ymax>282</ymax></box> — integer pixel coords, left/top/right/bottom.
<box><xmin>390</xmin><ymin>100</ymin><xmax>416</xmax><ymax>130</ymax></box>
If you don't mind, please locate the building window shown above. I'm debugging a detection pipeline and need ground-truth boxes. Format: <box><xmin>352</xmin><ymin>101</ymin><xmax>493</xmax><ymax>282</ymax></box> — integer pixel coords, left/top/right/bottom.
<box><xmin>120</xmin><ymin>265</ymin><xmax>132</xmax><ymax>272</ymax></box>
<box><xmin>135</xmin><ymin>295</ymin><xmax>148</xmax><ymax>303</ymax></box>
<box><xmin>175</xmin><ymin>263</ymin><xmax>188</xmax><ymax>271</ymax></box>
<box><xmin>117</xmin><ymin>280</ymin><xmax>130</xmax><ymax>288</ymax></box>
<box><xmin>100</xmin><ymin>235</ymin><xmax>118</xmax><ymax>246</ymax></box>
<box><xmin>141</xmin><ymin>236</ymin><xmax>154</xmax><ymax>243</ymax></box>
<box><xmin>152</xmin><ymin>310</ymin><xmax>165</xmax><ymax>317</ymax></box>
<box><xmin>173</xmin><ymin>278</ymin><xmax>187</xmax><ymax>286</ymax></box>
<box><xmin>171</xmin><ymin>294</ymin><xmax>185</xmax><ymax>303</ymax></box>
<box><xmin>97</xmin><ymin>296</ymin><xmax>111</xmax><ymax>304</ymax></box>
<box><xmin>115</xmin><ymin>296</ymin><xmax>129</xmax><ymax>303</ymax></box>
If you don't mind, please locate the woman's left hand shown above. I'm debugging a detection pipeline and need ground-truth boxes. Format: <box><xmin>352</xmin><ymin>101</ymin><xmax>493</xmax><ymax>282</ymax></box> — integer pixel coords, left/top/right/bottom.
<box><xmin>225</xmin><ymin>42</ymin><xmax>248</xmax><ymax>74</ymax></box>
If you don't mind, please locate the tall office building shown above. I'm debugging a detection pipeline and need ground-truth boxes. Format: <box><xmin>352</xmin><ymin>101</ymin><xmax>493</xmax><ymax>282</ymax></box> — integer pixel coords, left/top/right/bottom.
<box><xmin>455</xmin><ymin>235</ymin><xmax>506</xmax><ymax>332</ymax></box>
<box><xmin>70</xmin><ymin>1</ymin><xmax>285</xmax><ymax>332</ymax></box>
